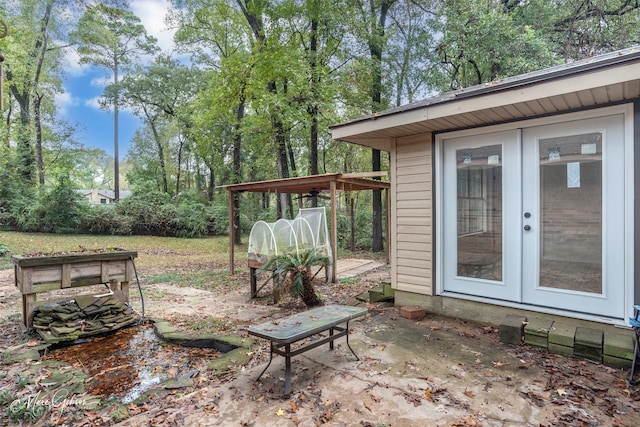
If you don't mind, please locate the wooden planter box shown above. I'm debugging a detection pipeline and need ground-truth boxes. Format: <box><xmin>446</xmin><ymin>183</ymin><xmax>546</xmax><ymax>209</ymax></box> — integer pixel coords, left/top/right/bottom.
<box><xmin>12</xmin><ymin>249</ymin><xmax>138</xmax><ymax>328</ymax></box>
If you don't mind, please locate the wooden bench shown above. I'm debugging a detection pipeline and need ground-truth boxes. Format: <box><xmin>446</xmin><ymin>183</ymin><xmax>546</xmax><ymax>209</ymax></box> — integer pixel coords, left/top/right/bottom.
<box><xmin>248</xmin><ymin>304</ymin><xmax>367</xmax><ymax>397</ymax></box>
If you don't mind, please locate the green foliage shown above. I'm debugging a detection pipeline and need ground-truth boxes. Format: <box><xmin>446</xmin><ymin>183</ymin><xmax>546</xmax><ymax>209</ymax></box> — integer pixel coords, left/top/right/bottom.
<box><xmin>79</xmin><ymin>204</ymin><xmax>134</xmax><ymax>235</ymax></box>
<box><xmin>1</xmin><ymin>0</ymin><xmax>638</xmax><ymax>250</ymax></box>
<box><xmin>208</xmin><ymin>202</ymin><xmax>230</xmax><ymax>235</ymax></box>
<box><xmin>260</xmin><ymin>248</ymin><xmax>329</xmax><ymax>306</ymax></box>
<box><xmin>115</xmin><ymin>190</ymin><xmax>174</xmax><ymax>236</ymax></box>
<box><xmin>433</xmin><ymin>0</ymin><xmax>558</xmax><ymax>90</ymax></box>
<box><xmin>174</xmin><ymin>199</ymin><xmax>209</xmax><ymax>238</ymax></box>
<box><xmin>5</xmin><ymin>396</ymin><xmax>46</xmax><ymax>424</ymax></box>
<box><xmin>38</xmin><ymin>173</ymin><xmax>84</xmax><ymax>233</ymax></box>
<box><xmin>0</xmin><ymin>390</ymin><xmax>12</xmax><ymax>405</ymax></box>
<box><xmin>4</xmin><ymin>173</ymin><xmax>84</xmax><ymax>233</ymax></box>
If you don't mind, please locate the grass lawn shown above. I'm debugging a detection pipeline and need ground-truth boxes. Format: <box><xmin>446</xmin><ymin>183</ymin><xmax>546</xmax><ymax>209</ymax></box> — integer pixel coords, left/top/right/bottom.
<box><xmin>0</xmin><ymin>231</ymin><xmax>385</xmax><ymax>290</ymax></box>
<box><xmin>0</xmin><ymin>231</ymin><xmax>243</xmax><ymax>272</ymax></box>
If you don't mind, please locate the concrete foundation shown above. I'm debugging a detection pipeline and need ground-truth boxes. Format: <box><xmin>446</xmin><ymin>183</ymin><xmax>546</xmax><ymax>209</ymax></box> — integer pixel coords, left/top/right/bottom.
<box><xmin>394</xmin><ymin>289</ymin><xmax>636</xmax><ymax>368</ymax></box>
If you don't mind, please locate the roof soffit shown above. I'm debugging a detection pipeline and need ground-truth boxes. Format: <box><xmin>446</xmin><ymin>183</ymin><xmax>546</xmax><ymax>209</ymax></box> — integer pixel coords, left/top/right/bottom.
<box><xmin>332</xmin><ymin>60</ymin><xmax>640</xmax><ymax>148</ymax></box>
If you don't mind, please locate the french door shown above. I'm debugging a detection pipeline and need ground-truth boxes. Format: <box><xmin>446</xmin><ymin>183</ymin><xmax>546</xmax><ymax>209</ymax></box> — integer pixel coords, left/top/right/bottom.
<box><xmin>442</xmin><ymin>114</ymin><xmax>627</xmax><ymax>318</ymax></box>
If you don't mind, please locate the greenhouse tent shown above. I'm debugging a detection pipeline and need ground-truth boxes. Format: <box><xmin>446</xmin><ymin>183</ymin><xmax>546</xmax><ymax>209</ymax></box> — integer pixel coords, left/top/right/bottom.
<box><xmin>222</xmin><ymin>172</ymin><xmax>390</xmax><ymax>283</ymax></box>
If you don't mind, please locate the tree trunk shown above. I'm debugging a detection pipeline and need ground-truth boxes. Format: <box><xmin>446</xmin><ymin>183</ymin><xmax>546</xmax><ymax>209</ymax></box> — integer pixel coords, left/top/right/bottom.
<box><xmin>274</xmin><ymin>114</ymin><xmax>292</xmax><ymax>219</ymax></box>
<box><xmin>207</xmin><ymin>165</ymin><xmax>215</xmax><ymax>202</ymax></box>
<box><xmin>300</xmin><ymin>268</ymin><xmax>321</xmax><ymax>307</ymax></box>
<box><xmin>146</xmin><ymin>110</ymin><xmax>168</xmax><ymax>194</ymax></box>
<box><xmin>308</xmin><ymin>1</ymin><xmax>320</xmax><ymax>207</ymax></box>
<box><xmin>233</xmin><ymin>97</ymin><xmax>245</xmax><ymax>244</ymax></box>
<box><xmin>176</xmin><ymin>135</ymin><xmax>184</xmax><ymax>195</ymax></box>
<box><xmin>34</xmin><ymin>92</ymin><xmax>45</xmax><ymax>185</ymax></box>
<box><xmin>368</xmin><ymin>0</ymin><xmax>395</xmax><ymax>253</ymax></box>
<box><xmin>114</xmin><ymin>59</ymin><xmax>120</xmax><ymax>201</ymax></box>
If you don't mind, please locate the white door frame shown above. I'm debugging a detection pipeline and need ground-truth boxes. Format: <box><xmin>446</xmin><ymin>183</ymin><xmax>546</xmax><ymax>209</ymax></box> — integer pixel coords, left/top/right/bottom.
<box><xmin>435</xmin><ymin>104</ymin><xmax>634</xmax><ymax>324</ymax></box>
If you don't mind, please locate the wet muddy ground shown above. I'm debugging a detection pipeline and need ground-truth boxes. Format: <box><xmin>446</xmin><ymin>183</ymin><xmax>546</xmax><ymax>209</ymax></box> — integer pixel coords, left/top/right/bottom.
<box><xmin>40</xmin><ymin>324</ymin><xmax>222</xmax><ymax>403</ymax></box>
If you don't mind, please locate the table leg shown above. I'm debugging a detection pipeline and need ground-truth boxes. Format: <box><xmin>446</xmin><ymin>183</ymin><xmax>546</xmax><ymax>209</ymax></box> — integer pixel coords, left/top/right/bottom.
<box><xmin>345</xmin><ymin>320</ymin><xmax>359</xmax><ymax>361</ymax></box>
<box><xmin>329</xmin><ymin>327</ymin><xmax>334</xmax><ymax>350</ymax></box>
<box><xmin>284</xmin><ymin>344</ymin><xmax>291</xmax><ymax>397</ymax></box>
<box><xmin>256</xmin><ymin>342</ymin><xmax>275</xmax><ymax>381</ymax></box>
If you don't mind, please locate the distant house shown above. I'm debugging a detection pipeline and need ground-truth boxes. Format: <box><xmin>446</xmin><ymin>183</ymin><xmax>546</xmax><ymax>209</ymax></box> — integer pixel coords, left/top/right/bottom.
<box><xmin>332</xmin><ymin>47</ymin><xmax>640</xmax><ymax>327</ymax></box>
<box><xmin>77</xmin><ymin>189</ymin><xmax>131</xmax><ymax>205</ymax></box>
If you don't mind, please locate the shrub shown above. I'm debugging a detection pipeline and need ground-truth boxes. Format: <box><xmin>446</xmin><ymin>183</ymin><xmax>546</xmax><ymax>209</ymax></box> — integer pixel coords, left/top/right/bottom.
<box><xmin>39</xmin><ymin>174</ymin><xmax>84</xmax><ymax>233</ymax></box>
<box><xmin>115</xmin><ymin>190</ymin><xmax>175</xmax><ymax>235</ymax></box>
<box><xmin>208</xmin><ymin>202</ymin><xmax>229</xmax><ymax>235</ymax></box>
<box><xmin>174</xmin><ymin>201</ymin><xmax>208</xmax><ymax>238</ymax></box>
<box><xmin>0</xmin><ymin>242</ymin><xmax>9</xmax><ymax>256</ymax></box>
<box><xmin>79</xmin><ymin>204</ymin><xmax>134</xmax><ymax>235</ymax></box>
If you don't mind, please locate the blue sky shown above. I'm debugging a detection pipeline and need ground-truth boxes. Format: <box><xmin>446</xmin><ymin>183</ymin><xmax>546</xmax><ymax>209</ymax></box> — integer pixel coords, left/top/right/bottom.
<box><xmin>56</xmin><ymin>0</ymin><xmax>176</xmax><ymax>160</ymax></box>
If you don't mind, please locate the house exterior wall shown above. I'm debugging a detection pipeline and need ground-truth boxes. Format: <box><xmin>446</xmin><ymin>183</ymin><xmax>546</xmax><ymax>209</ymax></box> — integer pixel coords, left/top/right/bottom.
<box><xmin>391</xmin><ymin>133</ymin><xmax>434</xmax><ymax>295</ymax></box>
<box><xmin>85</xmin><ymin>189</ymin><xmax>113</xmax><ymax>204</ymax></box>
<box><xmin>386</xmin><ymin>104</ymin><xmax>635</xmax><ymax>325</ymax></box>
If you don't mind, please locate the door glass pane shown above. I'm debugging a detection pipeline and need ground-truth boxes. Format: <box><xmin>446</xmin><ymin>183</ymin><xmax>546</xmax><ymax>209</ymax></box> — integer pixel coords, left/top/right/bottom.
<box><xmin>456</xmin><ymin>145</ymin><xmax>502</xmax><ymax>281</ymax></box>
<box><xmin>539</xmin><ymin>133</ymin><xmax>602</xmax><ymax>293</ymax></box>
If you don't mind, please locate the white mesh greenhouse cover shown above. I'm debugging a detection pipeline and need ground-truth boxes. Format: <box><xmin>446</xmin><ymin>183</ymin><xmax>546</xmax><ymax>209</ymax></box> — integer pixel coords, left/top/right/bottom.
<box><xmin>247</xmin><ymin>207</ymin><xmax>332</xmax><ymax>265</ymax></box>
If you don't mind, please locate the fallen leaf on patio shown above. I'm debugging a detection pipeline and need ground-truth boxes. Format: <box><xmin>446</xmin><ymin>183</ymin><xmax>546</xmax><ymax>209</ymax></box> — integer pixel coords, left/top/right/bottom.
<box><xmin>425</xmin><ymin>388</ymin><xmax>433</xmax><ymax>400</ymax></box>
<box><xmin>430</xmin><ymin>325</ymin><xmax>441</xmax><ymax>330</ymax></box>
<box><xmin>276</xmin><ymin>409</ymin><xmax>285</xmax><ymax>416</ymax></box>
<box><xmin>363</xmin><ymin>401</ymin><xmax>372</xmax><ymax>411</ymax></box>
<box><xmin>556</xmin><ymin>388</ymin><xmax>566</xmax><ymax>396</ymax></box>
<box><xmin>493</xmin><ymin>361</ymin><xmax>507</xmax><ymax>367</ymax></box>
<box><xmin>464</xmin><ymin>389</ymin><xmax>474</xmax><ymax>398</ymax></box>
<box><xmin>290</xmin><ymin>400</ymin><xmax>298</xmax><ymax>412</ymax></box>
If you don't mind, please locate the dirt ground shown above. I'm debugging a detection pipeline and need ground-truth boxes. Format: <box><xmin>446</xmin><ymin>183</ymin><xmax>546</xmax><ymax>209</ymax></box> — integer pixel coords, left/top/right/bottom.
<box><xmin>2</xmin><ymin>265</ymin><xmax>640</xmax><ymax>426</ymax></box>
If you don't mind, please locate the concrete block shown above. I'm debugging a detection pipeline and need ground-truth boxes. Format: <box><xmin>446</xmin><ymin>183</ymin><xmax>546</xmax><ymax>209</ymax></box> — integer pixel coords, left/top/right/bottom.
<box><xmin>382</xmin><ymin>282</ymin><xmax>395</xmax><ymax>297</ymax></box>
<box><xmin>603</xmin><ymin>331</ymin><xmax>635</xmax><ymax>361</ymax></box>
<box><xmin>369</xmin><ymin>287</ymin><xmax>392</xmax><ymax>303</ymax></box>
<box><xmin>574</xmin><ymin>327</ymin><xmax>603</xmax><ymax>363</ymax></box>
<box><xmin>499</xmin><ymin>314</ymin><xmax>527</xmax><ymax>345</ymax></box>
<box><xmin>524</xmin><ymin>319</ymin><xmax>553</xmax><ymax>348</ymax></box>
<box><xmin>548</xmin><ymin>324</ymin><xmax>576</xmax><ymax>348</ymax></box>
<box><xmin>400</xmin><ymin>306</ymin><xmax>425</xmax><ymax>320</ymax></box>
<box><xmin>548</xmin><ymin>342</ymin><xmax>574</xmax><ymax>357</ymax></box>
<box><xmin>603</xmin><ymin>354</ymin><xmax>632</xmax><ymax>369</ymax></box>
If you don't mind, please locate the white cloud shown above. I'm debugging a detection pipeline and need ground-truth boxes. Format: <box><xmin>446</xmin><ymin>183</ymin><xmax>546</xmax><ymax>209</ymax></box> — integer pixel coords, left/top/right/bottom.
<box><xmin>55</xmin><ymin>91</ymin><xmax>78</xmax><ymax>115</ymax></box>
<box><xmin>84</xmin><ymin>96</ymin><xmax>103</xmax><ymax>111</ymax></box>
<box><xmin>62</xmin><ymin>45</ymin><xmax>88</xmax><ymax>78</ymax></box>
<box><xmin>131</xmin><ymin>0</ymin><xmax>176</xmax><ymax>53</ymax></box>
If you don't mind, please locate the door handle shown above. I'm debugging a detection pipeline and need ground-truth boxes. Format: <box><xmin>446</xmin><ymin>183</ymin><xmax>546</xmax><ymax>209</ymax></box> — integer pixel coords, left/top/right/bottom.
<box><xmin>524</xmin><ymin>225</ymin><xmax>531</xmax><ymax>231</ymax></box>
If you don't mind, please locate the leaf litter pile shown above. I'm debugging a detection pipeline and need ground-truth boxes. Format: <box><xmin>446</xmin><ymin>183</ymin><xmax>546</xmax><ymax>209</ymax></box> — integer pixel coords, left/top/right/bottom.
<box><xmin>508</xmin><ymin>344</ymin><xmax>640</xmax><ymax>426</ymax></box>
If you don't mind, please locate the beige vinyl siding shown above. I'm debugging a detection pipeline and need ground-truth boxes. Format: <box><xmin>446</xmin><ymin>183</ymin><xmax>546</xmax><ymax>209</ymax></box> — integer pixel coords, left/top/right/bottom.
<box><xmin>391</xmin><ymin>133</ymin><xmax>433</xmax><ymax>295</ymax></box>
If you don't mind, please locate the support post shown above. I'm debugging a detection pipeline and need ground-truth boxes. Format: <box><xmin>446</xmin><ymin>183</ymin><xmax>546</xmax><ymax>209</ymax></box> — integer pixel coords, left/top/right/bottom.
<box><xmin>330</xmin><ymin>181</ymin><xmax>338</xmax><ymax>283</ymax></box>
<box><xmin>228</xmin><ymin>189</ymin><xmax>235</xmax><ymax>275</ymax></box>
<box><xmin>385</xmin><ymin>187</ymin><xmax>390</xmax><ymax>264</ymax></box>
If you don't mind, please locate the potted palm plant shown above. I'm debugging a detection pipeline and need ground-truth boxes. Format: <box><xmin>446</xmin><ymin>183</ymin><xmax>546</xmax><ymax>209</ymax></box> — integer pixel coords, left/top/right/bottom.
<box><xmin>260</xmin><ymin>249</ymin><xmax>329</xmax><ymax>307</ymax></box>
